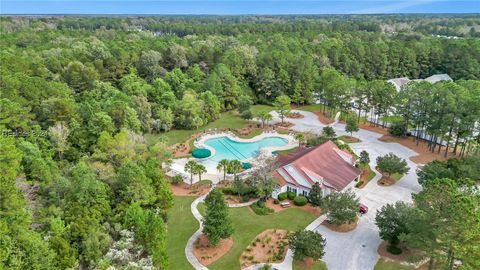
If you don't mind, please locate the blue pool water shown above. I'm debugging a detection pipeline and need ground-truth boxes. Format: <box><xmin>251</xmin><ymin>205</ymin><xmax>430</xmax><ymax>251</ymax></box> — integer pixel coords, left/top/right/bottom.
<box><xmin>204</xmin><ymin>136</ymin><xmax>288</xmax><ymax>163</ymax></box>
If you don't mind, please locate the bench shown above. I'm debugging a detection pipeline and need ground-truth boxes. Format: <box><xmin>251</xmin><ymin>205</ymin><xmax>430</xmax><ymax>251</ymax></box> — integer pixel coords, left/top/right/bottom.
<box><xmin>280</xmin><ymin>202</ymin><xmax>290</xmax><ymax>208</ymax></box>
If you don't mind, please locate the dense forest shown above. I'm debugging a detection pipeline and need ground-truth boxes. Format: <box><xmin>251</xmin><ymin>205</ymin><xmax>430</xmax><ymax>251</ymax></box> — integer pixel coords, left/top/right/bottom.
<box><xmin>0</xmin><ymin>15</ymin><xmax>479</xmax><ymax>269</ymax></box>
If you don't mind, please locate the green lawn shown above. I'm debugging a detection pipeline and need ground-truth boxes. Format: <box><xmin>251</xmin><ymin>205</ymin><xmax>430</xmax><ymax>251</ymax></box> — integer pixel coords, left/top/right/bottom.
<box><xmin>338</xmin><ymin>135</ymin><xmax>362</xmax><ymax>143</ymax></box>
<box><xmin>274</xmin><ymin>146</ymin><xmax>299</xmax><ymax>155</ymax></box>
<box><xmin>147</xmin><ymin>106</ymin><xmax>276</xmax><ymax>146</ymax></box>
<box><xmin>380</xmin><ymin>115</ymin><xmax>404</xmax><ymax>124</ymax></box>
<box><xmin>166</xmin><ymin>196</ymin><xmax>198</xmax><ymax>270</ymax></box>
<box><xmin>295</xmin><ymin>104</ymin><xmax>327</xmax><ymax>113</ymax></box>
<box><xmin>374</xmin><ymin>259</ymin><xmax>415</xmax><ymax>270</ymax></box>
<box><xmin>392</xmin><ymin>173</ymin><xmax>404</xmax><ymax>181</ymax></box>
<box><xmin>367</xmin><ymin>167</ymin><xmax>377</xmax><ymax>182</ymax></box>
<box><xmin>197</xmin><ymin>204</ymin><xmax>318</xmax><ymax>270</ymax></box>
<box><xmin>293</xmin><ymin>260</ymin><xmax>327</xmax><ymax>270</ymax></box>
<box><xmin>146</xmin><ymin>111</ymin><xmax>248</xmax><ymax>146</ymax></box>
<box><xmin>251</xmin><ymin>104</ymin><xmax>275</xmax><ymax>115</ymax></box>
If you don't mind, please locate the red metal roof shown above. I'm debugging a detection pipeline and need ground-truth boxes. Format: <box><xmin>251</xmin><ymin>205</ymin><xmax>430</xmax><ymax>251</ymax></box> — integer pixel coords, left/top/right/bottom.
<box><xmin>275</xmin><ymin>141</ymin><xmax>361</xmax><ymax>191</ymax></box>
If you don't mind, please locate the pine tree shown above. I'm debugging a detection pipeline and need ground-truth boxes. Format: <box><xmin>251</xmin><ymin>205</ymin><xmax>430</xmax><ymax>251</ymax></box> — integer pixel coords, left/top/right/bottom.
<box><xmin>202</xmin><ymin>189</ymin><xmax>234</xmax><ymax>246</ymax></box>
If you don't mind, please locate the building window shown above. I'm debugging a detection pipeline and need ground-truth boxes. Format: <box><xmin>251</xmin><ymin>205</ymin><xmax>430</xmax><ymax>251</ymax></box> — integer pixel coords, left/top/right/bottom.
<box><xmin>302</xmin><ymin>190</ymin><xmax>309</xmax><ymax>197</ymax></box>
<box><xmin>287</xmin><ymin>186</ymin><xmax>297</xmax><ymax>194</ymax></box>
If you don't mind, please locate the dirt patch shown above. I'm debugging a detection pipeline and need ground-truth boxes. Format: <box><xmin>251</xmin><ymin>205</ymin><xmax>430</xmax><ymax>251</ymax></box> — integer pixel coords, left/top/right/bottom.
<box><xmin>287</xmin><ymin>112</ymin><xmax>304</xmax><ymax>119</ymax></box>
<box><xmin>321</xmin><ymin>217</ymin><xmax>358</xmax><ymax>232</ymax></box>
<box><xmin>265</xmin><ymin>199</ymin><xmax>322</xmax><ymax>216</ymax></box>
<box><xmin>240</xmin><ymin>229</ymin><xmax>289</xmax><ymax>268</ymax></box>
<box><xmin>378</xmin><ymin>135</ymin><xmax>457</xmax><ymax>164</ymax></box>
<box><xmin>314</xmin><ymin>112</ymin><xmax>335</xmax><ymax>125</ymax></box>
<box><xmin>170</xmin><ymin>182</ymin><xmax>210</xmax><ymax>196</ymax></box>
<box><xmin>377</xmin><ymin>176</ymin><xmax>396</xmax><ymax>186</ymax></box>
<box><xmin>193</xmin><ymin>234</ymin><xmax>233</xmax><ymax>266</ymax></box>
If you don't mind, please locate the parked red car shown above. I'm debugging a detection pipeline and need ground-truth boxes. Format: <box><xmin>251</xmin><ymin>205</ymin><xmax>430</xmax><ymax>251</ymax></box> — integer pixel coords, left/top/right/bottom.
<box><xmin>359</xmin><ymin>203</ymin><xmax>368</xmax><ymax>214</ymax></box>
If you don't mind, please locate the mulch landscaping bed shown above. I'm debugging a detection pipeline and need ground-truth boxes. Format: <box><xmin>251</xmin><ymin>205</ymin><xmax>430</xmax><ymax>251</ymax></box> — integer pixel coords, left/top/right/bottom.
<box><xmin>274</xmin><ymin>122</ymin><xmax>294</xmax><ymax>129</ymax></box>
<box><xmin>287</xmin><ymin>112</ymin><xmax>304</xmax><ymax>119</ymax></box>
<box><xmin>356</xmin><ymin>166</ymin><xmax>375</xmax><ymax>189</ymax></box>
<box><xmin>170</xmin><ymin>182</ymin><xmax>210</xmax><ymax>196</ymax></box>
<box><xmin>240</xmin><ymin>229</ymin><xmax>289</xmax><ymax>268</ymax></box>
<box><xmin>193</xmin><ymin>234</ymin><xmax>233</xmax><ymax>266</ymax></box>
<box><xmin>378</xmin><ymin>135</ymin><xmax>456</xmax><ymax>164</ymax></box>
<box><xmin>377</xmin><ymin>176</ymin><xmax>396</xmax><ymax>186</ymax></box>
<box><xmin>377</xmin><ymin>241</ymin><xmax>419</xmax><ymax>263</ymax></box>
<box><xmin>321</xmin><ymin>217</ymin><xmax>358</xmax><ymax>233</ymax></box>
<box><xmin>314</xmin><ymin>112</ymin><xmax>335</xmax><ymax>125</ymax></box>
<box><xmin>295</xmin><ymin>257</ymin><xmax>317</xmax><ymax>268</ymax></box>
<box><xmin>170</xmin><ymin>142</ymin><xmax>191</xmax><ymax>157</ymax></box>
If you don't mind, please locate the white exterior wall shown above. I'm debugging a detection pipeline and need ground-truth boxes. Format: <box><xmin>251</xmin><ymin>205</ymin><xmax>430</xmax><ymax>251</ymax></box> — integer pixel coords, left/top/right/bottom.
<box><xmin>271</xmin><ymin>185</ymin><xmax>288</xmax><ymax>199</ymax></box>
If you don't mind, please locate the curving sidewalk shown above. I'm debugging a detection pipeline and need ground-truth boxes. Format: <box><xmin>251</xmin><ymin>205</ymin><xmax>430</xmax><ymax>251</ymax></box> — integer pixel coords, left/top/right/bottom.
<box><xmin>228</xmin><ymin>198</ymin><xmax>259</xmax><ymax>208</ymax></box>
<box><xmin>185</xmin><ymin>190</ymin><xmax>211</xmax><ymax>270</ymax></box>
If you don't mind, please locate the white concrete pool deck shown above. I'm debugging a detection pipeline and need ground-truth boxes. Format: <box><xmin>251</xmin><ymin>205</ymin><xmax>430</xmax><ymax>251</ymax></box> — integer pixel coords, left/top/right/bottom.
<box><xmin>168</xmin><ymin>131</ymin><xmax>297</xmax><ymax>183</ymax></box>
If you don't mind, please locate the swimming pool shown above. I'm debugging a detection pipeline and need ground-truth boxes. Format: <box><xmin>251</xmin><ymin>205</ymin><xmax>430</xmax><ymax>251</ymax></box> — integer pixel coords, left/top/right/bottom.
<box><xmin>204</xmin><ymin>136</ymin><xmax>288</xmax><ymax>163</ymax></box>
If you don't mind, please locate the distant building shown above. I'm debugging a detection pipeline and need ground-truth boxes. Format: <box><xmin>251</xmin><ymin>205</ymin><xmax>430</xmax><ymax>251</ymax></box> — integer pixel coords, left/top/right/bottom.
<box><xmin>387</xmin><ymin>74</ymin><xmax>452</xmax><ymax>91</ymax></box>
<box><xmin>272</xmin><ymin>141</ymin><xmax>361</xmax><ymax>198</ymax></box>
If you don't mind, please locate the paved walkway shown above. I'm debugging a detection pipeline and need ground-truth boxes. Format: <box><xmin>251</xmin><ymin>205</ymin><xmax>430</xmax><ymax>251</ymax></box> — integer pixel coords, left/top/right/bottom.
<box><xmin>185</xmin><ymin>191</ymin><xmax>211</xmax><ymax>270</ymax></box>
<box><xmin>228</xmin><ymin>199</ymin><xmax>259</xmax><ymax>208</ymax></box>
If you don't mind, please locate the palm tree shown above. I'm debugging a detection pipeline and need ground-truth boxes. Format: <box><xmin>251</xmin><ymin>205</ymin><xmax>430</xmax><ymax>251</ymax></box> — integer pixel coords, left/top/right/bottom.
<box><xmin>258</xmin><ymin>111</ymin><xmax>272</xmax><ymax>129</ymax></box>
<box><xmin>228</xmin><ymin>160</ymin><xmax>243</xmax><ymax>180</ymax></box>
<box><xmin>194</xmin><ymin>163</ymin><xmax>207</xmax><ymax>182</ymax></box>
<box><xmin>216</xmin><ymin>159</ymin><xmax>230</xmax><ymax>181</ymax></box>
<box><xmin>294</xmin><ymin>133</ymin><xmax>305</xmax><ymax>146</ymax></box>
<box><xmin>184</xmin><ymin>160</ymin><xmax>198</xmax><ymax>187</ymax></box>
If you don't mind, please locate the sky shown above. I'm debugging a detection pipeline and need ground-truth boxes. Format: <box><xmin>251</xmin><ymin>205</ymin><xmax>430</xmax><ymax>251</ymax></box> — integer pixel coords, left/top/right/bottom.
<box><xmin>1</xmin><ymin>0</ymin><xmax>479</xmax><ymax>15</ymax></box>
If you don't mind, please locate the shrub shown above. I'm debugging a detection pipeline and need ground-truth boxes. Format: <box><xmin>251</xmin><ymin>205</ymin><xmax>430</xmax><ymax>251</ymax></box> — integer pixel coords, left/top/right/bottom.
<box><xmin>287</xmin><ymin>192</ymin><xmax>296</xmax><ymax>200</ymax></box>
<box><xmin>386</xmin><ymin>245</ymin><xmax>402</xmax><ymax>255</ymax></box>
<box><xmin>240</xmin><ymin>195</ymin><xmax>250</xmax><ymax>203</ymax></box>
<box><xmin>293</xmin><ymin>196</ymin><xmax>308</xmax><ymax>206</ymax></box>
<box><xmin>240</xmin><ymin>110</ymin><xmax>253</xmax><ymax>120</ymax></box>
<box><xmin>307</xmin><ymin>135</ymin><xmax>329</xmax><ymax>147</ymax></box>
<box><xmin>171</xmin><ymin>175</ymin><xmax>183</xmax><ymax>185</ymax></box>
<box><xmin>388</xmin><ymin>123</ymin><xmax>407</xmax><ymax>137</ymax></box>
<box><xmin>277</xmin><ymin>192</ymin><xmax>288</xmax><ymax>201</ymax></box>
<box><xmin>273</xmin><ymin>199</ymin><xmax>280</xmax><ymax>204</ymax></box>
<box><xmin>220</xmin><ymin>187</ymin><xmax>235</xmax><ymax>195</ymax></box>
<box><xmin>250</xmin><ymin>201</ymin><xmax>274</xmax><ymax>215</ymax></box>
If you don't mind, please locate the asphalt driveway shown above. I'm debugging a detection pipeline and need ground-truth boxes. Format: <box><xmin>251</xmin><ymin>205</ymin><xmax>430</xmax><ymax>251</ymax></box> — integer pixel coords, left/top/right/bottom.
<box><xmin>267</xmin><ymin>110</ymin><xmax>422</xmax><ymax>270</ymax></box>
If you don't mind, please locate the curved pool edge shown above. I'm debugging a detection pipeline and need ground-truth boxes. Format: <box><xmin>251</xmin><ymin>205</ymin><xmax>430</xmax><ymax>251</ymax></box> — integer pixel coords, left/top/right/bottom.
<box><xmin>193</xmin><ymin>131</ymin><xmax>297</xmax><ymax>164</ymax></box>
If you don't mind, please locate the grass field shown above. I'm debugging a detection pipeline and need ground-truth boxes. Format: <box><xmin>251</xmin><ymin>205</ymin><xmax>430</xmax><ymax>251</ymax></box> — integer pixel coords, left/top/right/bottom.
<box><xmin>146</xmin><ymin>105</ymin><xmax>275</xmax><ymax>146</ymax></box>
<box><xmin>251</xmin><ymin>104</ymin><xmax>275</xmax><ymax>115</ymax></box>
<box><xmin>374</xmin><ymin>259</ymin><xmax>415</xmax><ymax>270</ymax></box>
<box><xmin>197</xmin><ymin>204</ymin><xmax>317</xmax><ymax>270</ymax></box>
<box><xmin>293</xmin><ymin>260</ymin><xmax>328</xmax><ymax>270</ymax></box>
<box><xmin>380</xmin><ymin>115</ymin><xmax>404</xmax><ymax>124</ymax></box>
<box><xmin>166</xmin><ymin>196</ymin><xmax>198</xmax><ymax>270</ymax></box>
<box><xmin>146</xmin><ymin>111</ymin><xmax>248</xmax><ymax>146</ymax></box>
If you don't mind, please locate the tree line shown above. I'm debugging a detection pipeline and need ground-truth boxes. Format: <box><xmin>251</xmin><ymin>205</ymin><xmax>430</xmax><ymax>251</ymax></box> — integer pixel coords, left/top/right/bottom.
<box><xmin>0</xmin><ymin>15</ymin><xmax>479</xmax><ymax>269</ymax></box>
